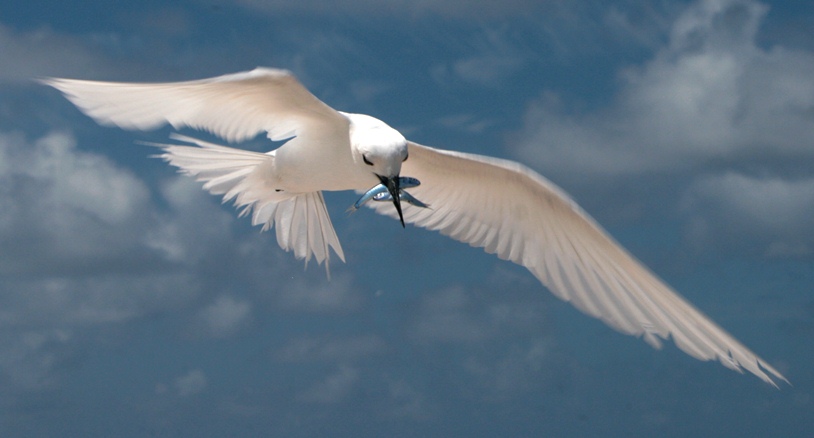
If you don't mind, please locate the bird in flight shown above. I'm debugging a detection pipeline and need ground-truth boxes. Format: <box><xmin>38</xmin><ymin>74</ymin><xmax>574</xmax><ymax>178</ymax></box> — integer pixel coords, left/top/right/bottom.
<box><xmin>42</xmin><ymin>67</ymin><xmax>787</xmax><ymax>386</ymax></box>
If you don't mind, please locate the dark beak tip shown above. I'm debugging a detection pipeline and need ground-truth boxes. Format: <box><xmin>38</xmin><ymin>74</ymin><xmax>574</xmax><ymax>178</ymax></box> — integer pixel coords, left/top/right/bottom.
<box><xmin>382</xmin><ymin>174</ymin><xmax>405</xmax><ymax>228</ymax></box>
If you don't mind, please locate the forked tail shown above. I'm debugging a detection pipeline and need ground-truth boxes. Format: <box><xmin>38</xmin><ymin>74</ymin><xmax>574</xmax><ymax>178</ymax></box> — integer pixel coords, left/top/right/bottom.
<box><xmin>149</xmin><ymin>134</ymin><xmax>345</xmax><ymax>274</ymax></box>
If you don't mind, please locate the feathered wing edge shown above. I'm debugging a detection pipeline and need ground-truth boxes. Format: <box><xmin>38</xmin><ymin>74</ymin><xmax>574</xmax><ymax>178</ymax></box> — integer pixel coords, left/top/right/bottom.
<box><xmin>371</xmin><ymin>142</ymin><xmax>787</xmax><ymax>386</ymax></box>
<box><xmin>148</xmin><ymin>134</ymin><xmax>345</xmax><ymax>274</ymax></box>
<box><xmin>40</xmin><ymin>68</ymin><xmax>345</xmax><ymax>144</ymax></box>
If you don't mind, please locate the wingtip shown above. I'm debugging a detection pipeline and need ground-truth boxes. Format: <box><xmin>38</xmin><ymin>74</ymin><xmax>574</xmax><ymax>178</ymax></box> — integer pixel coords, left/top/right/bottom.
<box><xmin>757</xmin><ymin>359</ymin><xmax>790</xmax><ymax>388</ymax></box>
<box><xmin>37</xmin><ymin>76</ymin><xmax>66</xmax><ymax>90</ymax></box>
<box><xmin>36</xmin><ymin>76</ymin><xmax>55</xmax><ymax>86</ymax></box>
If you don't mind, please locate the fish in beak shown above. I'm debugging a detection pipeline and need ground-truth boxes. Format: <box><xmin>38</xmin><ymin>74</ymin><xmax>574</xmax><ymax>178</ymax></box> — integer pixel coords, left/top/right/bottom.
<box><xmin>348</xmin><ymin>176</ymin><xmax>428</xmax><ymax>225</ymax></box>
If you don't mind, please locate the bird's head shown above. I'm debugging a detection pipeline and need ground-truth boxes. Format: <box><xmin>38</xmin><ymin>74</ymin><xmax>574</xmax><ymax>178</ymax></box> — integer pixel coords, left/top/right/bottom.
<box><xmin>347</xmin><ymin>113</ymin><xmax>409</xmax><ymax>226</ymax></box>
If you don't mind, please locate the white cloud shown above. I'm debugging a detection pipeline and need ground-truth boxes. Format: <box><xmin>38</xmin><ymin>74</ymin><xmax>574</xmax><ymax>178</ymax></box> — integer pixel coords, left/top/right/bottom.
<box><xmin>27</xmin><ymin>134</ymin><xmax>147</xmax><ymax>225</ymax></box>
<box><xmin>681</xmin><ymin>172</ymin><xmax>814</xmax><ymax>256</ymax></box>
<box><xmin>0</xmin><ymin>131</ymin><xmax>155</xmax><ymax>275</ymax></box>
<box><xmin>193</xmin><ymin>295</ymin><xmax>253</xmax><ymax>338</ymax></box>
<box><xmin>0</xmin><ymin>329</ymin><xmax>72</xmax><ymax>392</ymax></box>
<box><xmin>1</xmin><ymin>274</ymin><xmax>199</xmax><ymax>328</ymax></box>
<box><xmin>0</xmin><ymin>127</ymin><xmax>366</xmax><ymax>402</ymax></box>
<box><xmin>276</xmin><ymin>335</ymin><xmax>384</xmax><ymax>363</ymax></box>
<box><xmin>432</xmin><ymin>52</ymin><xmax>525</xmax><ymax>87</ymax></box>
<box><xmin>269</xmin><ymin>273</ymin><xmax>364</xmax><ymax>314</ymax></box>
<box><xmin>383</xmin><ymin>378</ymin><xmax>431</xmax><ymax>420</ymax></box>
<box><xmin>174</xmin><ymin>369</ymin><xmax>208</xmax><ymax>397</ymax></box>
<box><xmin>0</xmin><ymin>130</ymin><xmax>265</xmax><ymax>393</ymax></box>
<box><xmin>296</xmin><ymin>364</ymin><xmax>359</xmax><ymax>403</ymax></box>
<box><xmin>462</xmin><ymin>338</ymin><xmax>551</xmax><ymax>399</ymax></box>
<box><xmin>409</xmin><ymin>286</ymin><xmax>489</xmax><ymax>344</ymax></box>
<box><xmin>435</xmin><ymin>114</ymin><xmax>497</xmax><ymax>134</ymax></box>
<box><xmin>513</xmin><ymin>0</ymin><xmax>814</xmax><ymax>183</ymax></box>
<box><xmin>431</xmin><ymin>28</ymin><xmax>528</xmax><ymax>88</ymax></box>
<box><xmin>149</xmin><ymin>177</ymin><xmax>237</xmax><ymax>264</ymax></box>
<box><xmin>602</xmin><ymin>4</ymin><xmax>675</xmax><ymax>50</ymax></box>
<box><xmin>403</xmin><ymin>275</ymin><xmax>554</xmax><ymax>400</ymax></box>
<box><xmin>0</xmin><ymin>24</ymin><xmax>121</xmax><ymax>83</ymax></box>
<box><xmin>507</xmin><ymin>0</ymin><xmax>814</xmax><ymax>259</ymax></box>
<box><xmin>408</xmin><ymin>280</ymin><xmax>548</xmax><ymax>345</ymax></box>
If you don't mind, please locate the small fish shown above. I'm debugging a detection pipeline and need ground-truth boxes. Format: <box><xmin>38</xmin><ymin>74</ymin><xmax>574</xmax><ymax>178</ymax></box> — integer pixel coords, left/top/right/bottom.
<box><xmin>399</xmin><ymin>177</ymin><xmax>421</xmax><ymax>189</ymax></box>
<box><xmin>349</xmin><ymin>184</ymin><xmax>390</xmax><ymax>212</ymax></box>
<box><xmin>372</xmin><ymin>190</ymin><xmax>428</xmax><ymax>208</ymax></box>
<box><xmin>348</xmin><ymin>184</ymin><xmax>390</xmax><ymax>213</ymax></box>
<box><xmin>397</xmin><ymin>190</ymin><xmax>430</xmax><ymax>208</ymax></box>
<box><xmin>373</xmin><ymin>191</ymin><xmax>392</xmax><ymax>201</ymax></box>
<box><xmin>348</xmin><ymin>176</ymin><xmax>429</xmax><ymax>212</ymax></box>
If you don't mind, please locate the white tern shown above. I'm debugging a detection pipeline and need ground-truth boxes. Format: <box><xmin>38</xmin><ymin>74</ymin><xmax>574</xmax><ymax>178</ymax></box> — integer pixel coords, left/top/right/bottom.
<box><xmin>42</xmin><ymin>67</ymin><xmax>787</xmax><ymax>386</ymax></box>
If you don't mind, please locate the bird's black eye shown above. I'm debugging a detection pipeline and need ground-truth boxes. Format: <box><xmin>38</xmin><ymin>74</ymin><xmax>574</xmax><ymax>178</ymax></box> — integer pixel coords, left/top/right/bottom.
<box><xmin>363</xmin><ymin>155</ymin><xmax>373</xmax><ymax>166</ymax></box>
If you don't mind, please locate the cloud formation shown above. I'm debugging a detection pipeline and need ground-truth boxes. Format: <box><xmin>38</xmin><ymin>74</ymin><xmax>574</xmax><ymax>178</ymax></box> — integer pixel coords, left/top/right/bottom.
<box><xmin>512</xmin><ymin>0</ymin><xmax>814</xmax><ymax>257</ymax></box>
<box><xmin>192</xmin><ymin>295</ymin><xmax>253</xmax><ymax>338</ymax></box>
<box><xmin>0</xmin><ymin>130</ymin><xmax>348</xmax><ymax>397</ymax></box>
<box><xmin>0</xmin><ymin>132</ymin><xmax>153</xmax><ymax>275</ymax></box>
<box><xmin>0</xmin><ymin>25</ymin><xmax>124</xmax><ymax>83</ymax></box>
<box><xmin>682</xmin><ymin>172</ymin><xmax>814</xmax><ymax>256</ymax></box>
<box><xmin>514</xmin><ymin>0</ymin><xmax>814</xmax><ymax>179</ymax></box>
<box><xmin>296</xmin><ymin>364</ymin><xmax>359</xmax><ymax>403</ymax></box>
<box><xmin>174</xmin><ymin>369</ymin><xmax>208</xmax><ymax>397</ymax></box>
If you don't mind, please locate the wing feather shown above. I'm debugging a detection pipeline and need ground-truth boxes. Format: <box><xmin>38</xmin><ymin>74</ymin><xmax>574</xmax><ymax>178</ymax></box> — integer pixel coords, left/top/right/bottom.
<box><xmin>41</xmin><ymin>67</ymin><xmax>346</xmax><ymax>144</ymax></box>
<box><xmin>150</xmin><ymin>135</ymin><xmax>344</xmax><ymax>271</ymax></box>
<box><xmin>368</xmin><ymin>141</ymin><xmax>786</xmax><ymax>386</ymax></box>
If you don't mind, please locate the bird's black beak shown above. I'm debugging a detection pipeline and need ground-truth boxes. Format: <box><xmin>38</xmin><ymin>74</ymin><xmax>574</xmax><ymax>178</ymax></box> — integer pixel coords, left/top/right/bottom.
<box><xmin>378</xmin><ymin>174</ymin><xmax>405</xmax><ymax>228</ymax></box>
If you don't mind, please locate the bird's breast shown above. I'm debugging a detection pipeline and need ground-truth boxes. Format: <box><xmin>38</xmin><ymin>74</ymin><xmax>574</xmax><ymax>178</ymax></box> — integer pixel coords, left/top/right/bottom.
<box><xmin>273</xmin><ymin>139</ymin><xmax>377</xmax><ymax>193</ymax></box>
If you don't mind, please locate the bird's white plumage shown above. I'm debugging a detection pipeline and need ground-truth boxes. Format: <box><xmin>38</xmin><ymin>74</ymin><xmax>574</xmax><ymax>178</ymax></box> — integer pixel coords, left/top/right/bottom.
<box><xmin>373</xmin><ymin>143</ymin><xmax>786</xmax><ymax>384</ymax></box>
<box><xmin>151</xmin><ymin>134</ymin><xmax>345</xmax><ymax>269</ymax></box>
<box><xmin>42</xmin><ymin>68</ymin><xmax>345</xmax><ymax>143</ymax></box>
<box><xmin>43</xmin><ymin>68</ymin><xmax>353</xmax><ymax>268</ymax></box>
<box><xmin>43</xmin><ymin>67</ymin><xmax>787</xmax><ymax>386</ymax></box>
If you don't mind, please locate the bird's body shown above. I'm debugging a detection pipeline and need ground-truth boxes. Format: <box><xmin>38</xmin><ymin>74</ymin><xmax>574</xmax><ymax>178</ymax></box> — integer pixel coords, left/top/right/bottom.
<box><xmin>42</xmin><ymin>67</ymin><xmax>787</xmax><ymax>386</ymax></box>
<box><xmin>273</xmin><ymin>112</ymin><xmax>403</xmax><ymax>193</ymax></box>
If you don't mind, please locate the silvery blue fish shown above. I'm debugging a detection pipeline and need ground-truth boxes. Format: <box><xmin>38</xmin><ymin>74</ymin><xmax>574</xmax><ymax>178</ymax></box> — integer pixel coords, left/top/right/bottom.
<box><xmin>349</xmin><ymin>184</ymin><xmax>390</xmax><ymax>212</ymax></box>
<box><xmin>372</xmin><ymin>190</ymin><xmax>429</xmax><ymax>208</ymax></box>
<box><xmin>399</xmin><ymin>177</ymin><xmax>421</xmax><ymax>189</ymax></box>
<box><xmin>397</xmin><ymin>190</ymin><xmax>430</xmax><ymax>208</ymax></box>
<box><xmin>348</xmin><ymin>176</ymin><xmax>428</xmax><ymax>212</ymax></box>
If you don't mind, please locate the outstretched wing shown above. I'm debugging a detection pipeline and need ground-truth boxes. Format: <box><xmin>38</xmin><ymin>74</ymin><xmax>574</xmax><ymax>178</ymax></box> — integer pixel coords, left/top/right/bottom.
<box><xmin>368</xmin><ymin>141</ymin><xmax>786</xmax><ymax>386</ymax></box>
<box><xmin>41</xmin><ymin>67</ymin><xmax>347</xmax><ymax>144</ymax></box>
<box><xmin>43</xmin><ymin>68</ymin><xmax>350</xmax><ymax>271</ymax></box>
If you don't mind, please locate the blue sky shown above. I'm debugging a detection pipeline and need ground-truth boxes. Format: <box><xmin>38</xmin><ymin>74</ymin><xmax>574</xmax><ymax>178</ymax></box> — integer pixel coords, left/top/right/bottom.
<box><xmin>1</xmin><ymin>0</ymin><xmax>813</xmax><ymax>436</ymax></box>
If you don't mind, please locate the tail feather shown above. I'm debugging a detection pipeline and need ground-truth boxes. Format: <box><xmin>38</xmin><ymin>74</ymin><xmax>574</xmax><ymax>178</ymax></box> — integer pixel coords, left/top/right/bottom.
<box><xmin>150</xmin><ymin>134</ymin><xmax>345</xmax><ymax>271</ymax></box>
